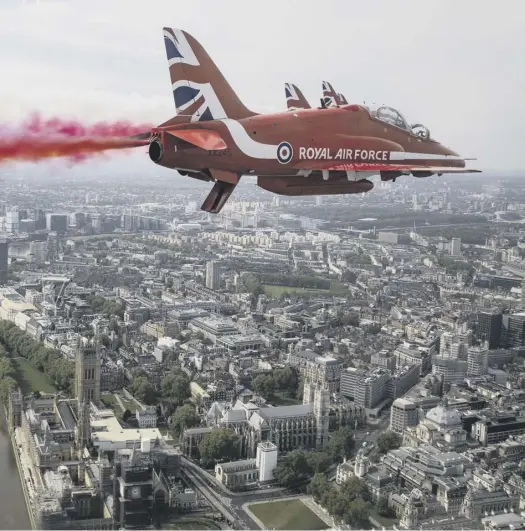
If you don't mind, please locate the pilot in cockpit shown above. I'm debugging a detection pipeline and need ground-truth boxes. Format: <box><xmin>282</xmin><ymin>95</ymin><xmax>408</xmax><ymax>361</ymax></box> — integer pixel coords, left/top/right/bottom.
<box><xmin>368</xmin><ymin>103</ymin><xmax>431</xmax><ymax>139</ymax></box>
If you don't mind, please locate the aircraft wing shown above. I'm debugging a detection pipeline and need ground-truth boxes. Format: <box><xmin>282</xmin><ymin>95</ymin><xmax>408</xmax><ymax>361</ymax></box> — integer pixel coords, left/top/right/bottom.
<box><xmin>294</xmin><ymin>161</ymin><xmax>481</xmax><ymax>173</ymax></box>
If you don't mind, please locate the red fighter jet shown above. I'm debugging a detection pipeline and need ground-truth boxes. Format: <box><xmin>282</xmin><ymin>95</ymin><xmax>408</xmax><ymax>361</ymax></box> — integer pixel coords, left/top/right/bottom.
<box><xmin>148</xmin><ymin>28</ymin><xmax>480</xmax><ymax>214</ymax></box>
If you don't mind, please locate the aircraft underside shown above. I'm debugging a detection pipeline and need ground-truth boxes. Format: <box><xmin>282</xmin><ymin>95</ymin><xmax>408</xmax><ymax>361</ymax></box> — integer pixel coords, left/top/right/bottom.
<box><xmin>191</xmin><ymin>169</ymin><xmax>379</xmax><ymax>214</ymax></box>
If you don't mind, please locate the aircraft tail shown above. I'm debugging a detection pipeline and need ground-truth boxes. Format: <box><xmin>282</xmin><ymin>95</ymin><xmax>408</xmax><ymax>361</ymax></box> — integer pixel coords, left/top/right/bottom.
<box><xmin>163</xmin><ymin>28</ymin><xmax>256</xmax><ymax>122</ymax></box>
<box><xmin>285</xmin><ymin>83</ymin><xmax>311</xmax><ymax>110</ymax></box>
<box><xmin>322</xmin><ymin>80</ymin><xmax>347</xmax><ymax>107</ymax></box>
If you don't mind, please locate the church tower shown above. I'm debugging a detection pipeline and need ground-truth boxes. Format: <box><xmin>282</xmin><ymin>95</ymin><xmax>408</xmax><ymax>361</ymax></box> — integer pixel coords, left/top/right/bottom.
<box><xmin>303</xmin><ymin>377</ymin><xmax>315</xmax><ymax>405</ymax></box>
<box><xmin>313</xmin><ymin>382</ymin><xmax>330</xmax><ymax>447</ymax></box>
<box><xmin>75</xmin><ymin>338</ymin><xmax>101</xmax><ymax>404</ymax></box>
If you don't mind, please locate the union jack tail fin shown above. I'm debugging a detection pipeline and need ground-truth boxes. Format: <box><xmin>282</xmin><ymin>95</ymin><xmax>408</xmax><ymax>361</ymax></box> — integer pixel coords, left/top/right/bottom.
<box><xmin>322</xmin><ymin>80</ymin><xmax>347</xmax><ymax>107</ymax></box>
<box><xmin>163</xmin><ymin>28</ymin><xmax>256</xmax><ymax>122</ymax></box>
<box><xmin>338</xmin><ymin>93</ymin><xmax>348</xmax><ymax>105</ymax></box>
<box><xmin>285</xmin><ymin>83</ymin><xmax>311</xmax><ymax>110</ymax></box>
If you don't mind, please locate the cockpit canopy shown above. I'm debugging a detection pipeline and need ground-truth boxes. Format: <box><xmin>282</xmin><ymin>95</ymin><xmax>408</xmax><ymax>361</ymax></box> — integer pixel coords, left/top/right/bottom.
<box><xmin>366</xmin><ymin>104</ymin><xmax>431</xmax><ymax>140</ymax></box>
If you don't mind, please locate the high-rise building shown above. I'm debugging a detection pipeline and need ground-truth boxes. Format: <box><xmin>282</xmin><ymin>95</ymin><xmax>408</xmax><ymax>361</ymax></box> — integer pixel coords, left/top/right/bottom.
<box><xmin>205</xmin><ymin>260</ymin><xmax>221</xmax><ymax>290</ymax></box>
<box><xmin>390</xmin><ymin>398</ymin><xmax>419</xmax><ymax>433</ymax></box>
<box><xmin>75</xmin><ymin>341</ymin><xmax>101</xmax><ymax>404</ymax></box>
<box><xmin>32</xmin><ymin>209</ymin><xmax>46</xmax><ymax>230</ymax></box>
<box><xmin>5</xmin><ymin>211</ymin><xmax>19</xmax><ymax>233</ymax></box>
<box><xmin>46</xmin><ymin>213</ymin><xmax>68</xmax><ymax>233</ymax></box>
<box><xmin>503</xmin><ymin>313</ymin><xmax>525</xmax><ymax>348</ymax></box>
<box><xmin>477</xmin><ymin>311</ymin><xmax>502</xmax><ymax>349</ymax></box>
<box><xmin>70</xmin><ymin>212</ymin><xmax>86</xmax><ymax>228</ymax></box>
<box><xmin>450</xmin><ymin>237</ymin><xmax>462</xmax><ymax>256</ymax></box>
<box><xmin>432</xmin><ymin>356</ymin><xmax>467</xmax><ymax>386</ymax></box>
<box><xmin>467</xmin><ymin>347</ymin><xmax>488</xmax><ymax>377</ymax></box>
<box><xmin>0</xmin><ymin>240</ymin><xmax>7</xmax><ymax>285</ymax></box>
<box><xmin>46</xmin><ymin>231</ymin><xmax>60</xmax><ymax>261</ymax></box>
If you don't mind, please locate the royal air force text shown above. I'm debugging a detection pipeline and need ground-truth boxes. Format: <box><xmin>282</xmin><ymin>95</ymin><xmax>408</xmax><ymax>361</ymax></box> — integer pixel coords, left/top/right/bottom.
<box><xmin>207</xmin><ymin>147</ymin><xmax>389</xmax><ymax>161</ymax></box>
<box><xmin>298</xmin><ymin>147</ymin><xmax>389</xmax><ymax>161</ymax></box>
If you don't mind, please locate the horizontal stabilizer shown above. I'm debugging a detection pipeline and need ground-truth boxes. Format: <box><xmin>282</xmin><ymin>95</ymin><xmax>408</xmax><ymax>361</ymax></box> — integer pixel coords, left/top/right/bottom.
<box><xmin>166</xmin><ymin>129</ymin><xmax>227</xmax><ymax>150</ymax></box>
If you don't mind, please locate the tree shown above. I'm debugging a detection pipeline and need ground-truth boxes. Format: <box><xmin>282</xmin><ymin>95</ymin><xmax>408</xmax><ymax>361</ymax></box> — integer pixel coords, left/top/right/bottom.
<box><xmin>340</xmin><ymin>476</ymin><xmax>371</xmax><ymax>503</ymax></box>
<box><xmin>377</xmin><ymin>431</ymin><xmax>402</xmax><ymax>454</ymax></box>
<box><xmin>305</xmin><ymin>450</ymin><xmax>332</xmax><ymax>474</ymax></box>
<box><xmin>99</xmin><ymin>334</ymin><xmax>111</xmax><ymax>348</ymax></box>
<box><xmin>328</xmin><ymin>426</ymin><xmax>355</xmax><ymax>462</ymax></box>
<box><xmin>0</xmin><ymin>357</ymin><xmax>15</xmax><ymax>379</ymax></box>
<box><xmin>199</xmin><ymin>428</ymin><xmax>240</xmax><ymax>466</ymax></box>
<box><xmin>308</xmin><ymin>473</ymin><xmax>331</xmax><ymax>504</ymax></box>
<box><xmin>273</xmin><ymin>449</ymin><xmax>312</xmax><ymax>489</ymax></box>
<box><xmin>0</xmin><ymin>376</ymin><xmax>17</xmax><ymax>404</ymax></box>
<box><xmin>344</xmin><ymin>499</ymin><xmax>372</xmax><ymax>528</ymax></box>
<box><xmin>273</xmin><ymin>366</ymin><xmax>298</xmax><ymax>396</ymax></box>
<box><xmin>130</xmin><ymin>376</ymin><xmax>157</xmax><ymax>405</ymax></box>
<box><xmin>170</xmin><ymin>403</ymin><xmax>200</xmax><ymax>434</ymax></box>
<box><xmin>122</xmin><ymin>409</ymin><xmax>132</xmax><ymax>422</ymax></box>
<box><xmin>160</xmin><ymin>368</ymin><xmax>191</xmax><ymax>407</ymax></box>
<box><xmin>252</xmin><ymin>374</ymin><xmax>275</xmax><ymax>399</ymax></box>
<box><xmin>376</xmin><ymin>496</ymin><xmax>394</xmax><ymax>518</ymax></box>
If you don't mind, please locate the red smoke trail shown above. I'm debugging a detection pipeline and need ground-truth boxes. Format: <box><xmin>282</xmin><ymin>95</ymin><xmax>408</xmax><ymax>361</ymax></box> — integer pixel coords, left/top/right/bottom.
<box><xmin>0</xmin><ymin>136</ymin><xmax>149</xmax><ymax>163</ymax></box>
<box><xmin>0</xmin><ymin>113</ymin><xmax>153</xmax><ymax>164</ymax></box>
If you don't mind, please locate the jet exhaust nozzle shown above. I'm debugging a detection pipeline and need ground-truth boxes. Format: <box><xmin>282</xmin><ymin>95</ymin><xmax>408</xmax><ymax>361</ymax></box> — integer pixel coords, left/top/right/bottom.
<box><xmin>149</xmin><ymin>139</ymin><xmax>163</xmax><ymax>162</ymax></box>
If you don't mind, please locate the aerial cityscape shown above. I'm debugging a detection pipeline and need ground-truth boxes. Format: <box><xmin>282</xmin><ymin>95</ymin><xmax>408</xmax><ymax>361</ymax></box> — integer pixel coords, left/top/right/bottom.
<box><xmin>1</xmin><ymin>1</ymin><xmax>524</xmax><ymax>530</ymax></box>
<box><xmin>0</xmin><ymin>167</ymin><xmax>525</xmax><ymax>530</ymax></box>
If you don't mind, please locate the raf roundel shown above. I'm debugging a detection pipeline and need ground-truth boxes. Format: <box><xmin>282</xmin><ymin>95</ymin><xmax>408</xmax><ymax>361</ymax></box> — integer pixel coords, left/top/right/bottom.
<box><xmin>277</xmin><ymin>141</ymin><xmax>293</xmax><ymax>164</ymax></box>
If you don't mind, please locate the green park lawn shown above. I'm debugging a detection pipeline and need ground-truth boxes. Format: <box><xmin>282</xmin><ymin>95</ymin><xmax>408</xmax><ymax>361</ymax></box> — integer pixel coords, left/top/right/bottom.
<box><xmin>12</xmin><ymin>357</ymin><xmax>57</xmax><ymax>395</ymax></box>
<box><xmin>248</xmin><ymin>499</ymin><xmax>329</xmax><ymax>530</ymax></box>
<box><xmin>263</xmin><ymin>285</ymin><xmax>331</xmax><ymax>298</ymax></box>
<box><xmin>262</xmin><ymin>280</ymin><xmax>348</xmax><ymax>299</ymax></box>
<box><xmin>161</xmin><ymin>517</ymin><xmax>221</xmax><ymax>530</ymax></box>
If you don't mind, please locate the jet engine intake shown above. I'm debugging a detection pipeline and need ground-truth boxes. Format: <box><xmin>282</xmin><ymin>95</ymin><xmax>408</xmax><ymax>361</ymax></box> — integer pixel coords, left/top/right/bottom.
<box><xmin>149</xmin><ymin>139</ymin><xmax>163</xmax><ymax>162</ymax></box>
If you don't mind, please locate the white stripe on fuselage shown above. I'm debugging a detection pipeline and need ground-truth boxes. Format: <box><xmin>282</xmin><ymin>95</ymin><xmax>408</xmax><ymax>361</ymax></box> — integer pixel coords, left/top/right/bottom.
<box><xmin>390</xmin><ymin>152</ymin><xmax>464</xmax><ymax>161</ymax></box>
<box><xmin>217</xmin><ymin>119</ymin><xmax>278</xmax><ymax>159</ymax></box>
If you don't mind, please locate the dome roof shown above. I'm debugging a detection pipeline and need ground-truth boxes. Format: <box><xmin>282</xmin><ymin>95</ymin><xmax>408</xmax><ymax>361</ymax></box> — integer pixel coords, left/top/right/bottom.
<box><xmin>425</xmin><ymin>401</ymin><xmax>462</xmax><ymax>428</ymax></box>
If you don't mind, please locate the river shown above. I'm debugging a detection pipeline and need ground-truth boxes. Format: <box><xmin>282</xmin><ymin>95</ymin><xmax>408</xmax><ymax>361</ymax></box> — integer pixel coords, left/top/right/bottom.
<box><xmin>0</xmin><ymin>416</ymin><xmax>31</xmax><ymax>530</ymax></box>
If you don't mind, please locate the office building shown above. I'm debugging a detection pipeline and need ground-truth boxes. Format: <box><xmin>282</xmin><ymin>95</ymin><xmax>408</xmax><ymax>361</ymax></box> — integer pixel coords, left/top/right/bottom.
<box><xmin>432</xmin><ymin>356</ymin><xmax>467</xmax><ymax>387</ymax></box>
<box><xmin>477</xmin><ymin>311</ymin><xmax>502</xmax><ymax>350</ymax></box>
<box><xmin>390</xmin><ymin>398</ymin><xmax>419</xmax><ymax>433</ymax></box>
<box><xmin>502</xmin><ymin>313</ymin><xmax>525</xmax><ymax>348</ymax></box>
<box><xmin>5</xmin><ymin>211</ymin><xmax>19</xmax><ymax>233</ymax></box>
<box><xmin>340</xmin><ymin>367</ymin><xmax>367</xmax><ymax>399</ymax></box>
<box><xmin>450</xmin><ymin>237</ymin><xmax>462</xmax><ymax>256</ymax></box>
<box><xmin>205</xmin><ymin>260</ymin><xmax>221</xmax><ymax>290</ymax></box>
<box><xmin>46</xmin><ymin>213</ymin><xmax>68</xmax><ymax>233</ymax></box>
<box><xmin>467</xmin><ymin>347</ymin><xmax>489</xmax><ymax>377</ymax></box>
